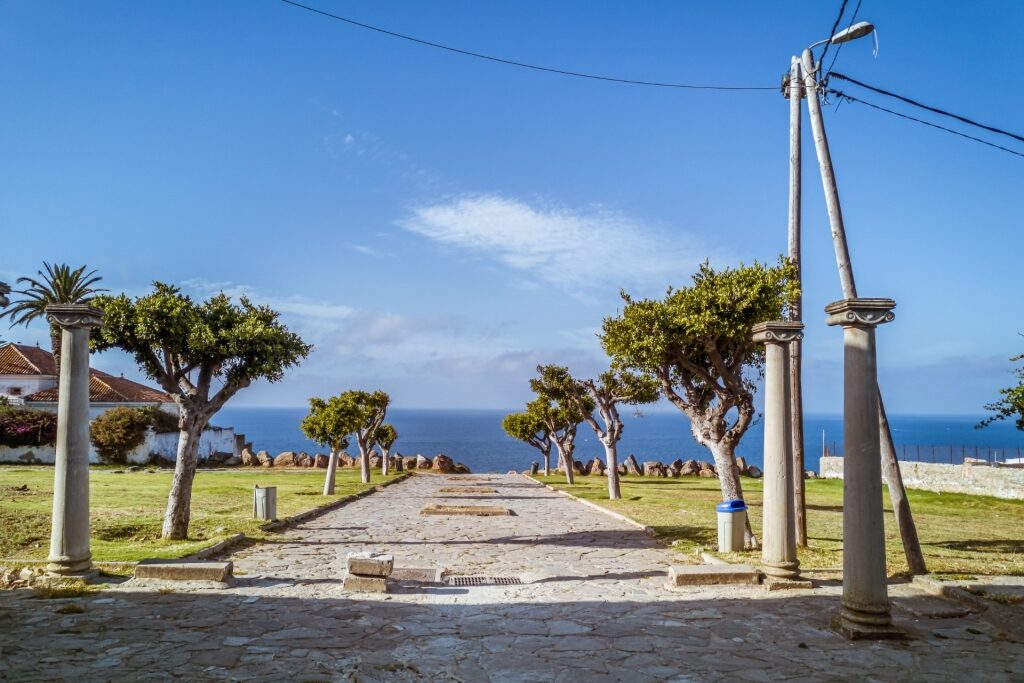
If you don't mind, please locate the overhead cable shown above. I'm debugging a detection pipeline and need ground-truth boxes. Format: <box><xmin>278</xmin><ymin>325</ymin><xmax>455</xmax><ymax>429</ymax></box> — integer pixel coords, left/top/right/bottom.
<box><xmin>817</xmin><ymin>0</ymin><xmax>849</xmax><ymax>69</ymax></box>
<box><xmin>278</xmin><ymin>0</ymin><xmax>775</xmax><ymax>91</ymax></box>
<box><xmin>828</xmin><ymin>88</ymin><xmax>1024</xmax><ymax>159</ymax></box>
<box><xmin>830</xmin><ymin>72</ymin><xmax>1024</xmax><ymax>145</ymax></box>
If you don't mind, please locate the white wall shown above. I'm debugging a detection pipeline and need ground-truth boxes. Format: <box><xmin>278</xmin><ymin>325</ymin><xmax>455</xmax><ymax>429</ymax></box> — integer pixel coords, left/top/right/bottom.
<box><xmin>0</xmin><ymin>374</ymin><xmax>55</xmax><ymax>401</ymax></box>
<box><xmin>0</xmin><ymin>426</ymin><xmax>238</xmax><ymax>465</ymax></box>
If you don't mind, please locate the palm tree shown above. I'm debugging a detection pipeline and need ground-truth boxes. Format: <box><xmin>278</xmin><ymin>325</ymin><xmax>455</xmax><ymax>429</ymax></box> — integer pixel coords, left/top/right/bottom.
<box><xmin>2</xmin><ymin>263</ymin><xmax>106</xmax><ymax>376</ymax></box>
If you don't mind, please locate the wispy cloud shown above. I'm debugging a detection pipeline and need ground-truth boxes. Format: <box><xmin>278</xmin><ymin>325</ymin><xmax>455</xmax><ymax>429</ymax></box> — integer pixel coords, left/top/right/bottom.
<box><xmin>399</xmin><ymin>194</ymin><xmax>713</xmax><ymax>291</ymax></box>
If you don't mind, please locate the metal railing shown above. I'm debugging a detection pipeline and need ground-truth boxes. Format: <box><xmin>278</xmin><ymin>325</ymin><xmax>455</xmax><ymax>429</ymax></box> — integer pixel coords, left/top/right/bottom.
<box><xmin>822</xmin><ymin>442</ymin><xmax>1024</xmax><ymax>465</ymax></box>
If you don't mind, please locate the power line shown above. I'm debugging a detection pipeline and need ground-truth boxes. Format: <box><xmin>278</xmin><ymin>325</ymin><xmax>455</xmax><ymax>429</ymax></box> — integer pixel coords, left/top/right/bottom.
<box><xmin>278</xmin><ymin>0</ymin><xmax>776</xmax><ymax>92</ymax></box>
<box><xmin>817</xmin><ymin>0</ymin><xmax>849</xmax><ymax>70</ymax></box>
<box><xmin>830</xmin><ymin>72</ymin><xmax>1024</xmax><ymax>145</ymax></box>
<box><xmin>828</xmin><ymin>88</ymin><xmax>1024</xmax><ymax>159</ymax></box>
<box><xmin>824</xmin><ymin>0</ymin><xmax>862</xmax><ymax>78</ymax></box>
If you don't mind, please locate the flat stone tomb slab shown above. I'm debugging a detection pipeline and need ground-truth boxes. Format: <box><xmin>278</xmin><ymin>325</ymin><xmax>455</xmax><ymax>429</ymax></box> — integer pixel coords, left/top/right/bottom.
<box><xmin>764</xmin><ymin>578</ymin><xmax>814</xmax><ymax>591</ymax></box>
<box><xmin>346</xmin><ymin>552</ymin><xmax>393</xmax><ymax>577</ymax></box>
<box><xmin>134</xmin><ymin>560</ymin><xmax>233</xmax><ymax>583</ymax></box>
<box><xmin>390</xmin><ymin>567</ymin><xmax>443</xmax><ymax>583</ymax></box>
<box><xmin>667</xmin><ymin>564</ymin><xmax>761</xmax><ymax>587</ymax></box>
<box><xmin>437</xmin><ymin>487</ymin><xmax>498</xmax><ymax>493</ymax></box>
<box><xmin>420</xmin><ymin>503</ymin><xmax>512</xmax><ymax>516</ymax></box>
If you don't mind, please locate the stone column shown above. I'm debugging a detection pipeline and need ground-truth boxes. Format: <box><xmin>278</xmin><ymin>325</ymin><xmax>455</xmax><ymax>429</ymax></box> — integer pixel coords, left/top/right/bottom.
<box><xmin>825</xmin><ymin>298</ymin><xmax>902</xmax><ymax>639</ymax></box>
<box><xmin>45</xmin><ymin>304</ymin><xmax>103</xmax><ymax>578</ymax></box>
<box><xmin>753</xmin><ymin>321</ymin><xmax>809</xmax><ymax>589</ymax></box>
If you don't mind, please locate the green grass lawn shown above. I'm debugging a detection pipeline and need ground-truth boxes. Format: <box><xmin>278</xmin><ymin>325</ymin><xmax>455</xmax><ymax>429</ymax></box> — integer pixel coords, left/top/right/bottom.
<box><xmin>537</xmin><ymin>474</ymin><xmax>1024</xmax><ymax>577</ymax></box>
<box><xmin>0</xmin><ymin>466</ymin><xmax>403</xmax><ymax>562</ymax></box>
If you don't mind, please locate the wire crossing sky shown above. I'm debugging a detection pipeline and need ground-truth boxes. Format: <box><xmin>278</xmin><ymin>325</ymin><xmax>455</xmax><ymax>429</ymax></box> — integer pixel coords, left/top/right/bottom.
<box><xmin>1</xmin><ymin>1</ymin><xmax>1021</xmax><ymax>413</ymax></box>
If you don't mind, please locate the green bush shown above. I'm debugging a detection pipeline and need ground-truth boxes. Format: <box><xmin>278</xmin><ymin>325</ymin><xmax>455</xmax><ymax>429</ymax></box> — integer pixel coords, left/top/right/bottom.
<box><xmin>0</xmin><ymin>405</ymin><xmax>57</xmax><ymax>447</ymax></box>
<box><xmin>89</xmin><ymin>407</ymin><xmax>152</xmax><ymax>464</ymax></box>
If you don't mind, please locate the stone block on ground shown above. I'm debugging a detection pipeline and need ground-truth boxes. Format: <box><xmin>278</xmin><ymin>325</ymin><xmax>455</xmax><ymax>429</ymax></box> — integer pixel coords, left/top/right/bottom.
<box><xmin>421</xmin><ymin>504</ymin><xmax>511</xmax><ymax>516</ymax></box>
<box><xmin>624</xmin><ymin>455</ymin><xmax>642</xmax><ymax>475</ymax></box>
<box><xmin>432</xmin><ymin>454</ymin><xmax>455</xmax><ymax>473</ymax></box>
<box><xmin>314</xmin><ymin>454</ymin><xmax>329</xmax><ymax>468</ymax></box>
<box><xmin>257</xmin><ymin>450</ymin><xmax>273</xmax><ymax>467</ymax></box>
<box><xmin>403</xmin><ymin>456</ymin><xmax>418</xmax><ymax>471</ymax></box>
<box><xmin>416</xmin><ymin>454</ymin><xmax>432</xmax><ymax>469</ymax></box>
<box><xmin>294</xmin><ymin>452</ymin><xmax>312</xmax><ymax>468</ymax></box>
<box><xmin>240</xmin><ymin>447</ymin><xmax>258</xmax><ymax>466</ymax></box>
<box><xmin>680</xmin><ymin>459</ymin><xmax>700</xmax><ymax>476</ymax></box>
<box><xmin>135</xmin><ymin>560</ymin><xmax>233</xmax><ymax>583</ymax></box>
<box><xmin>746</xmin><ymin>465</ymin><xmax>762</xmax><ymax>479</ymax></box>
<box><xmin>735</xmin><ymin>457</ymin><xmax>748</xmax><ymax>474</ymax></box>
<box><xmin>273</xmin><ymin>451</ymin><xmax>296</xmax><ymax>467</ymax></box>
<box><xmin>643</xmin><ymin>461</ymin><xmax>666</xmax><ymax>477</ymax></box>
<box><xmin>346</xmin><ymin>552</ymin><xmax>394</xmax><ymax>577</ymax></box>
<box><xmin>587</xmin><ymin>458</ymin><xmax>606</xmax><ymax>476</ymax></box>
<box><xmin>343</xmin><ymin>574</ymin><xmax>388</xmax><ymax>593</ymax></box>
<box><xmin>667</xmin><ymin>564</ymin><xmax>761</xmax><ymax>587</ymax></box>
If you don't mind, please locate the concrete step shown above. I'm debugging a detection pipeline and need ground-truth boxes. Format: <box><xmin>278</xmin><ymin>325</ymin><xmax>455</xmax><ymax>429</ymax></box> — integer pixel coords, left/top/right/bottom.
<box><xmin>134</xmin><ymin>560</ymin><xmax>233</xmax><ymax>583</ymax></box>
<box><xmin>667</xmin><ymin>564</ymin><xmax>761</xmax><ymax>587</ymax></box>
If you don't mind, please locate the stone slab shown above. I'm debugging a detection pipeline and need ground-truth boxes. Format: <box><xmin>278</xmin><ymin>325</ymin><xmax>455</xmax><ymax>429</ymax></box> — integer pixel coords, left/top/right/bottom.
<box><xmin>346</xmin><ymin>552</ymin><xmax>393</xmax><ymax>577</ymax></box>
<box><xmin>134</xmin><ymin>560</ymin><xmax>233</xmax><ymax>583</ymax></box>
<box><xmin>437</xmin><ymin>487</ymin><xmax>498</xmax><ymax>493</ymax></box>
<box><xmin>420</xmin><ymin>504</ymin><xmax>511</xmax><ymax>516</ymax></box>
<box><xmin>390</xmin><ymin>567</ymin><xmax>443</xmax><ymax>583</ymax></box>
<box><xmin>831</xmin><ymin>614</ymin><xmax>906</xmax><ymax>641</ymax></box>
<box><xmin>764</xmin><ymin>578</ymin><xmax>814</xmax><ymax>591</ymax></box>
<box><xmin>343</xmin><ymin>574</ymin><xmax>388</xmax><ymax>593</ymax></box>
<box><xmin>667</xmin><ymin>564</ymin><xmax>761</xmax><ymax>586</ymax></box>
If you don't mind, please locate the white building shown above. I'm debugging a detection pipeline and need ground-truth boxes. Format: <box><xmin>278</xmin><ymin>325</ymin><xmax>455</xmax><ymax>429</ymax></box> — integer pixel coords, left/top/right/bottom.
<box><xmin>0</xmin><ymin>342</ymin><xmax>242</xmax><ymax>464</ymax></box>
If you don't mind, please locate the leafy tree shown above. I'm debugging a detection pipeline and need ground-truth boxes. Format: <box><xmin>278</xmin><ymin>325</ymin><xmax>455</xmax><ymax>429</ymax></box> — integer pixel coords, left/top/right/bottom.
<box><xmin>526</xmin><ymin>371</ymin><xmax>593</xmax><ymax>485</ymax></box>
<box><xmin>89</xmin><ymin>406</ymin><xmax>153</xmax><ymax>464</ymax></box>
<box><xmin>602</xmin><ymin>259</ymin><xmax>798</xmax><ymax>547</ymax></box>
<box><xmin>373</xmin><ymin>423</ymin><xmax>398</xmax><ymax>475</ymax></box>
<box><xmin>532</xmin><ymin>364</ymin><xmax>658</xmax><ymax>500</ymax></box>
<box><xmin>91</xmin><ymin>283</ymin><xmax>311</xmax><ymax>539</ymax></box>
<box><xmin>301</xmin><ymin>389</ymin><xmax>388</xmax><ymax>485</ymax></box>
<box><xmin>502</xmin><ymin>404</ymin><xmax>553</xmax><ymax>475</ymax></box>
<box><xmin>978</xmin><ymin>349</ymin><xmax>1024</xmax><ymax>431</ymax></box>
<box><xmin>2</xmin><ymin>263</ymin><xmax>106</xmax><ymax>376</ymax></box>
<box><xmin>301</xmin><ymin>395</ymin><xmax>354</xmax><ymax>495</ymax></box>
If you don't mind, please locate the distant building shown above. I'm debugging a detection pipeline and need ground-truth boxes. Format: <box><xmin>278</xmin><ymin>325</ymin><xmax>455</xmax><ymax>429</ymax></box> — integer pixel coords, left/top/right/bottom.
<box><xmin>0</xmin><ymin>342</ymin><xmax>242</xmax><ymax>464</ymax></box>
<box><xmin>0</xmin><ymin>342</ymin><xmax>177</xmax><ymax>418</ymax></box>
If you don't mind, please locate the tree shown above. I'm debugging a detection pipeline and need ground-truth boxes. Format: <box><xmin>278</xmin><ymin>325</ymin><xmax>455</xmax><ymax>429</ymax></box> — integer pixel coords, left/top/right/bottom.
<box><xmin>602</xmin><ymin>259</ymin><xmax>798</xmax><ymax>548</ymax></box>
<box><xmin>2</xmin><ymin>263</ymin><xmax>106</xmax><ymax>376</ymax></box>
<box><xmin>301</xmin><ymin>389</ymin><xmax>388</xmax><ymax>485</ymax></box>
<box><xmin>301</xmin><ymin>396</ymin><xmax>354</xmax><ymax>495</ymax></box>
<box><xmin>978</xmin><ymin>348</ymin><xmax>1024</xmax><ymax>431</ymax></box>
<box><xmin>91</xmin><ymin>283</ymin><xmax>311</xmax><ymax>539</ymax></box>
<box><xmin>528</xmin><ymin>373</ymin><xmax>593</xmax><ymax>486</ymax></box>
<box><xmin>89</xmin><ymin>406</ymin><xmax>153</xmax><ymax>464</ymax></box>
<box><xmin>502</xmin><ymin>402</ymin><xmax>553</xmax><ymax>475</ymax></box>
<box><xmin>532</xmin><ymin>364</ymin><xmax>658</xmax><ymax>500</ymax></box>
<box><xmin>373</xmin><ymin>423</ymin><xmax>397</xmax><ymax>475</ymax></box>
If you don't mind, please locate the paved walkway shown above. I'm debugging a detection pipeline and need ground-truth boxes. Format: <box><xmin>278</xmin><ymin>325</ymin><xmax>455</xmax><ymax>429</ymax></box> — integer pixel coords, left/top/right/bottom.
<box><xmin>1</xmin><ymin>474</ymin><xmax>1021</xmax><ymax>682</ymax></box>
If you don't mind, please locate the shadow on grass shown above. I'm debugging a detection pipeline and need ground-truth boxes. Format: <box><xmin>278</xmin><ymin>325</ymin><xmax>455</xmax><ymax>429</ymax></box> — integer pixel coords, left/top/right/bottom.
<box><xmin>929</xmin><ymin>539</ymin><xmax>1024</xmax><ymax>554</ymax></box>
<box><xmin>647</xmin><ymin>524</ymin><xmax>718</xmax><ymax>546</ymax></box>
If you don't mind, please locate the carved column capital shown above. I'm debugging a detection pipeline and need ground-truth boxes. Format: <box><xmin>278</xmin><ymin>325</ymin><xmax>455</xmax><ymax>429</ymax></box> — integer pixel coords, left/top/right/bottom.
<box><xmin>752</xmin><ymin>320</ymin><xmax>804</xmax><ymax>345</ymax></box>
<box><xmin>45</xmin><ymin>304</ymin><xmax>104</xmax><ymax>330</ymax></box>
<box><xmin>825</xmin><ymin>298</ymin><xmax>896</xmax><ymax>328</ymax></box>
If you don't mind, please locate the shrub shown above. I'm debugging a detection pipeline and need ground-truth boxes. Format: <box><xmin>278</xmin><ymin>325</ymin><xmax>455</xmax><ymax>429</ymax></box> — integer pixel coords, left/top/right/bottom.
<box><xmin>0</xmin><ymin>406</ymin><xmax>57</xmax><ymax>447</ymax></box>
<box><xmin>89</xmin><ymin>407</ymin><xmax>153</xmax><ymax>464</ymax></box>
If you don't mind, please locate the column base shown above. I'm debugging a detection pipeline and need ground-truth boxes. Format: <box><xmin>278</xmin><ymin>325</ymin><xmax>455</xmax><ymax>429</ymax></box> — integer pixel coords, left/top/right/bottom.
<box><xmin>831</xmin><ymin>610</ymin><xmax>904</xmax><ymax>640</ymax></box>
<box><xmin>45</xmin><ymin>555</ymin><xmax>95</xmax><ymax>577</ymax></box>
<box><xmin>761</xmin><ymin>559</ymin><xmax>802</xmax><ymax>581</ymax></box>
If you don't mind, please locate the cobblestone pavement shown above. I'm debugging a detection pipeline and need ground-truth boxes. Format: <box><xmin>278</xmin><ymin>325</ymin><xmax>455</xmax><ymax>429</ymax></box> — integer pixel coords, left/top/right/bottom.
<box><xmin>1</xmin><ymin>474</ymin><xmax>1021</xmax><ymax>682</ymax></box>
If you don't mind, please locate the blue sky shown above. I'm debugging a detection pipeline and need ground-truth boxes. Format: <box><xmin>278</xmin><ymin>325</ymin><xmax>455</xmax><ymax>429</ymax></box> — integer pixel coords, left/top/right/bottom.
<box><xmin>1</xmin><ymin>1</ymin><xmax>1022</xmax><ymax>413</ymax></box>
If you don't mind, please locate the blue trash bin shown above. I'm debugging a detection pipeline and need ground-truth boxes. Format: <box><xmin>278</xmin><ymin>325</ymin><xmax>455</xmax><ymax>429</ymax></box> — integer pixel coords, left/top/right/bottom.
<box><xmin>716</xmin><ymin>499</ymin><xmax>747</xmax><ymax>552</ymax></box>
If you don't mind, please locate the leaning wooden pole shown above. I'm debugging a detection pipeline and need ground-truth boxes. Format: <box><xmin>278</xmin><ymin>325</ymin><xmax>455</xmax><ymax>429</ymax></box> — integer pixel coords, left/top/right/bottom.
<box><xmin>800</xmin><ymin>49</ymin><xmax>928</xmax><ymax>575</ymax></box>
<box><xmin>786</xmin><ymin>56</ymin><xmax>808</xmax><ymax>547</ymax></box>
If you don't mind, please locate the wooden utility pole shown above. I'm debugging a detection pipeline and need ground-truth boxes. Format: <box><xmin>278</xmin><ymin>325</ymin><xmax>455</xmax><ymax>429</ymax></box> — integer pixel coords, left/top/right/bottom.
<box><xmin>800</xmin><ymin>48</ymin><xmax>928</xmax><ymax>575</ymax></box>
<box><xmin>786</xmin><ymin>56</ymin><xmax>808</xmax><ymax>547</ymax></box>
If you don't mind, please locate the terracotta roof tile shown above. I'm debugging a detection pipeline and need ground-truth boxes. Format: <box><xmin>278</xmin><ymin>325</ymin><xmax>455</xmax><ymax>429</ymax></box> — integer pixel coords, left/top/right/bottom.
<box><xmin>0</xmin><ymin>343</ymin><xmax>57</xmax><ymax>375</ymax></box>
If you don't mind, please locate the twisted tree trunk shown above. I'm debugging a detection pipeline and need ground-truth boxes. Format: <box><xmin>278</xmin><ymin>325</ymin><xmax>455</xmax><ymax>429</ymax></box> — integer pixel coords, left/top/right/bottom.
<box><xmin>323</xmin><ymin>448</ymin><xmax>340</xmax><ymax>495</ymax></box>
<box><xmin>603</xmin><ymin>439</ymin><xmax>621</xmax><ymax>499</ymax></box>
<box><xmin>162</xmin><ymin>410</ymin><xmax>204</xmax><ymax>539</ymax></box>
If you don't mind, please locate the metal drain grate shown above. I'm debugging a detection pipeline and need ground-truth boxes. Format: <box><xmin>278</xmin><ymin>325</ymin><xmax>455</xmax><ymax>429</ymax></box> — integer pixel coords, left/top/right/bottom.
<box><xmin>446</xmin><ymin>575</ymin><xmax>523</xmax><ymax>586</ymax></box>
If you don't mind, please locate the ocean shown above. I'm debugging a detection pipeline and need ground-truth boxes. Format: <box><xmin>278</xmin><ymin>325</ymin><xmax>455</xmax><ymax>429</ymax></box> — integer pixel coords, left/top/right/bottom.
<box><xmin>215</xmin><ymin>407</ymin><xmax>1024</xmax><ymax>474</ymax></box>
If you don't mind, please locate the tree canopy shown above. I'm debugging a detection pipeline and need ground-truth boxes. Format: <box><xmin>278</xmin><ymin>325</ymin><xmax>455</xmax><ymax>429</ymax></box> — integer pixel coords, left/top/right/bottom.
<box><xmin>301</xmin><ymin>396</ymin><xmax>355</xmax><ymax>452</ymax></box>
<box><xmin>978</xmin><ymin>350</ymin><xmax>1024</xmax><ymax>431</ymax></box>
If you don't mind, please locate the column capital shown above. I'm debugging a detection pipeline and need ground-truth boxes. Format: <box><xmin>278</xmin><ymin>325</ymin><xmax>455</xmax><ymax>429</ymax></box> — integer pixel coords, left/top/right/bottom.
<box><xmin>825</xmin><ymin>298</ymin><xmax>895</xmax><ymax>328</ymax></box>
<box><xmin>45</xmin><ymin>304</ymin><xmax>104</xmax><ymax>330</ymax></box>
<box><xmin>752</xmin><ymin>320</ymin><xmax>804</xmax><ymax>344</ymax></box>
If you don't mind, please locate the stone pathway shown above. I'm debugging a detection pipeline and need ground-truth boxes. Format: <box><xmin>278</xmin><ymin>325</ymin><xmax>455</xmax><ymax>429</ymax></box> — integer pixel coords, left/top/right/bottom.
<box><xmin>1</xmin><ymin>474</ymin><xmax>1021</xmax><ymax>682</ymax></box>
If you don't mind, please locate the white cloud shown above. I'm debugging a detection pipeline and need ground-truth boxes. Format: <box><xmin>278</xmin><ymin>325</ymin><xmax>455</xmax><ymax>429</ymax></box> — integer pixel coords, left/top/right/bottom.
<box><xmin>399</xmin><ymin>194</ymin><xmax>711</xmax><ymax>291</ymax></box>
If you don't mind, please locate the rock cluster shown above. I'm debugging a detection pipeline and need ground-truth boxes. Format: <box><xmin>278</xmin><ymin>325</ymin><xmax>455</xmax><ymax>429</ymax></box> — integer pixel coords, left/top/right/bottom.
<box><xmin>226</xmin><ymin>448</ymin><xmax>470</xmax><ymax>473</ymax></box>
<box><xmin>540</xmin><ymin>454</ymin><xmax>763</xmax><ymax>479</ymax></box>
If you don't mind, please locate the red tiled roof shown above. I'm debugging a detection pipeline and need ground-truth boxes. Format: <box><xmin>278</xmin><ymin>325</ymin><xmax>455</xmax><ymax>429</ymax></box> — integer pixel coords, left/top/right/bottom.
<box><xmin>1</xmin><ymin>342</ymin><xmax>172</xmax><ymax>404</ymax></box>
<box><xmin>0</xmin><ymin>343</ymin><xmax>57</xmax><ymax>375</ymax></box>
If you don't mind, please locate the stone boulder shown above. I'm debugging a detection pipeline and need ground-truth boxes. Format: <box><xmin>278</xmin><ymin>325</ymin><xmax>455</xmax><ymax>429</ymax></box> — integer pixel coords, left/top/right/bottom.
<box><xmin>314</xmin><ymin>454</ymin><xmax>329</xmax><ymax>468</ymax></box>
<box><xmin>208</xmin><ymin>451</ymin><xmax>231</xmax><ymax>465</ymax></box>
<box><xmin>274</xmin><ymin>452</ymin><xmax>297</xmax><ymax>467</ymax></box>
<box><xmin>587</xmin><ymin>458</ymin><xmax>606</xmax><ymax>476</ymax></box>
<box><xmin>241</xmin><ymin>447</ymin><xmax>258</xmax><ymax>466</ymax></box>
<box><xmin>698</xmin><ymin>461</ymin><xmax>717</xmax><ymax>476</ymax></box>
<box><xmin>667</xmin><ymin>463</ymin><xmax>681</xmax><ymax>477</ymax></box>
<box><xmin>643</xmin><ymin>461</ymin><xmax>666</xmax><ymax>477</ymax></box>
<box><xmin>257</xmin><ymin>450</ymin><xmax>273</xmax><ymax>467</ymax></box>
<box><xmin>804</xmin><ymin>470</ymin><xmax>817</xmax><ymax>479</ymax></box>
<box><xmin>294</xmin><ymin>452</ymin><xmax>313</xmax><ymax>468</ymax></box>
<box><xmin>735</xmin><ymin>457</ymin><xmax>748</xmax><ymax>475</ymax></box>
<box><xmin>339</xmin><ymin>453</ymin><xmax>356</xmax><ymax>467</ymax></box>
<box><xmin>403</xmin><ymin>456</ymin><xmax>418</xmax><ymax>471</ymax></box>
<box><xmin>453</xmin><ymin>462</ymin><xmax>472</xmax><ymax>474</ymax></box>
<box><xmin>746</xmin><ymin>465</ymin><xmax>762</xmax><ymax>479</ymax></box>
<box><xmin>698</xmin><ymin>468</ymin><xmax>717</xmax><ymax>478</ymax></box>
<box><xmin>529</xmin><ymin>462</ymin><xmax>539</xmax><ymax>475</ymax></box>
<box><xmin>416</xmin><ymin>455</ymin><xmax>432</xmax><ymax>470</ymax></box>
<box><xmin>369</xmin><ymin>454</ymin><xmax>383</xmax><ymax>468</ymax></box>
<box><xmin>670</xmin><ymin>458</ymin><xmax>684</xmax><ymax>471</ymax></box>
<box><xmin>572</xmin><ymin>460</ymin><xmax>586</xmax><ymax>475</ymax></box>
<box><xmin>224</xmin><ymin>455</ymin><xmax>241</xmax><ymax>466</ymax></box>
<box><xmin>680</xmin><ymin>459</ymin><xmax>700</xmax><ymax>476</ymax></box>
<box><xmin>432</xmin><ymin>454</ymin><xmax>455</xmax><ymax>473</ymax></box>
<box><xmin>623</xmin><ymin>454</ymin><xmax>642</xmax><ymax>476</ymax></box>
<box><xmin>617</xmin><ymin>464</ymin><xmax>627</xmax><ymax>476</ymax></box>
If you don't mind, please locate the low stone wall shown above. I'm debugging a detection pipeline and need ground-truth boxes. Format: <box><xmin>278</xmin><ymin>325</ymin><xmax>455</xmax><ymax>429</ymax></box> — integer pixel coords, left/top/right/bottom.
<box><xmin>0</xmin><ymin>426</ymin><xmax>238</xmax><ymax>465</ymax></box>
<box><xmin>819</xmin><ymin>455</ymin><xmax>1024</xmax><ymax>500</ymax></box>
